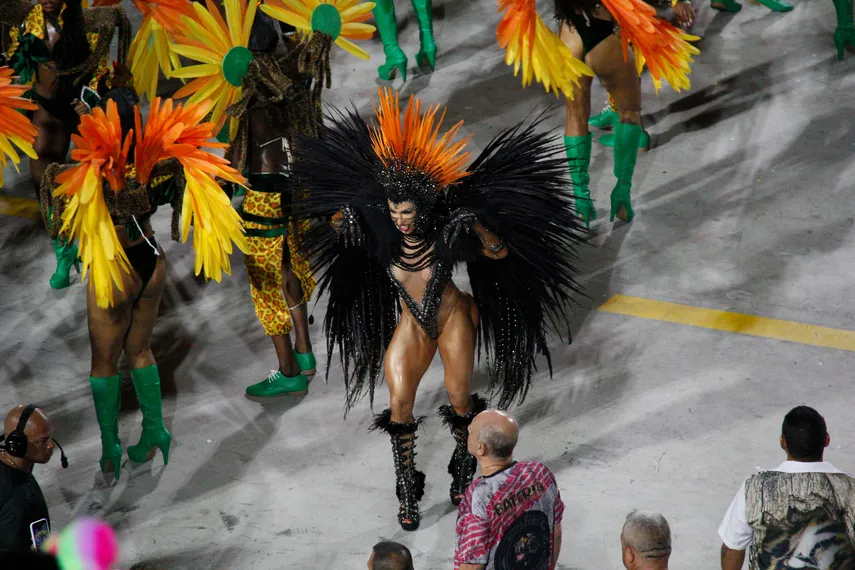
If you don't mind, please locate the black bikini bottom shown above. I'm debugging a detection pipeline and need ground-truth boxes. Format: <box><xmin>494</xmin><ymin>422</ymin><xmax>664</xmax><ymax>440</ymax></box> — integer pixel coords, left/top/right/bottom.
<box><xmin>125</xmin><ymin>238</ymin><xmax>159</xmax><ymax>292</ymax></box>
<box><xmin>565</xmin><ymin>14</ymin><xmax>615</xmax><ymax>56</ymax></box>
<box><xmin>32</xmin><ymin>92</ymin><xmax>81</xmax><ymax>128</ymax></box>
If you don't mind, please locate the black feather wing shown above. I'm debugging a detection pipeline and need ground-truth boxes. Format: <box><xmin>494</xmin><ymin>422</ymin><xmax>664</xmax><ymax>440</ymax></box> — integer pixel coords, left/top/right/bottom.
<box><xmin>446</xmin><ymin>119</ymin><xmax>588</xmax><ymax>408</ymax></box>
<box><xmin>291</xmin><ymin>107</ymin><xmax>398</xmax><ymax>412</ymax></box>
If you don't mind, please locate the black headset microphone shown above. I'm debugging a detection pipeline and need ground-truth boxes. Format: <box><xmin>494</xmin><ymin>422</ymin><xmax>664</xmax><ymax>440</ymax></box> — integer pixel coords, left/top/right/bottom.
<box><xmin>0</xmin><ymin>404</ymin><xmax>68</xmax><ymax>468</ymax></box>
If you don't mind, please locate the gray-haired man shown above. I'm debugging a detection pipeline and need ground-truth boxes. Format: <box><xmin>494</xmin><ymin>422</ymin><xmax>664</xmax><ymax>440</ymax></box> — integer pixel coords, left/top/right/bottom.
<box><xmin>621</xmin><ymin>511</ymin><xmax>671</xmax><ymax>570</ymax></box>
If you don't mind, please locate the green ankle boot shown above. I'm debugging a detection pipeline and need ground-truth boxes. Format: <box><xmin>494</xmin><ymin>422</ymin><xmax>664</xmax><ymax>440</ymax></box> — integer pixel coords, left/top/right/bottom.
<box><xmin>833</xmin><ymin>0</ymin><xmax>855</xmax><ymax>59</ymax></box>
<box><xmin>89</xmin><ymin>375</ymin><xmax>123</xmax><ymax>478</ymax></box>
<box><xmin>373</xmin><ymin>0</ymin><xmax>408</xmax><ymax>80</ymax></box>
<box><xmin>564</xmin><ymin>134</ymin><xmax>596</xmax><ymax>228</ymax></box>
<box><xmin>598</xmin><ymin>130</ymin><xmax>651</xmax><ymax>150</ymax></box>
<box><xmin>611</xmin><ymin>123</ymin><xmax>643</xmax><ymax>223</ymax></box>
<box><xmin>127</xmin><ymin>365</ymin><xmax>172</xmax><ymax>465</ymax></box>
<box><xmin>589</xmin><ymin>106</ymin><xmax>619</xmax><ymax>130</ymax></box>
<box><xmin>410</xmin><ymin>0</ymin><xmax>437</xmax><ymax>70</ymax></box>
<box><xmin>246</xmin><ymin>369</ymin><xmax>308</xmax><ymax>397</ymax></box>
<box><xmin>293</xmin><ymin>350</ymin><xmax>317</xmax><ymax>376</ymax></box>
<box><xmin>49</xmin><ymin>239</ymin><xmax>80</xmax><ymax>290</ymax></box>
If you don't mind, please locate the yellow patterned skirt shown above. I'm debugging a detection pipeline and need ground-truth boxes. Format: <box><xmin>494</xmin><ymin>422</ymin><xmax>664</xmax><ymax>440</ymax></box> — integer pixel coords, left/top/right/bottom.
<box><xmin>241</xmin><ymin>174</ymin><xmax>315</xmax><ymax>337</ymax></box>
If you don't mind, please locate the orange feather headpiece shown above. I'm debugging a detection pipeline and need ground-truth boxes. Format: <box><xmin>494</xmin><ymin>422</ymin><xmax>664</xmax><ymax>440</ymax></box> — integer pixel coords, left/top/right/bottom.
<box><xmin>369</xmin><ymin>88</ymin><xmax>471</xmax><ymax>204</ymax></box>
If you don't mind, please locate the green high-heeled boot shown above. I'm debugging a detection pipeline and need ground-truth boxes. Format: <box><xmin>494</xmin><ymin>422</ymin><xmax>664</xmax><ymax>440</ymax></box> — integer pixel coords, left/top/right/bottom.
<box><xmin>610</xmin><ymin>123</ymin><xmax>643</xmax><ymax>223</ymax></box>
<box><xmin>127</xmin><ymin>365</ymin><xmax>172</xmax><ymax>465</ymax></box>
<box><xmin>373</xmin><ymin>0</ymin><xmax>408</xmax><ymax>80</ymax></box>
<box><xmin>89</xmin><ymin>375</ymin><xmax>123</xmax><ymax>478</ymax></box>
<box><xmin>410</xmin><ymin>0</ymin><xmax>436</xmax><ymax>70</ymax></box>
<box><xmin>833</xmin><ymin>0</ymin><xmax>855</xmax><ymax>59</ymax></box>
<box><xmin>49</xmin><ymin>239</ymin><xmax>80</xmax><ymax>290</ymax></box>
<box><xmin>598</xmin><ymin>129</ymin><xmax>651</xmax><ymax>150</ymax></box>
<box><xmin>565</xmin><ymin>134</ymin><xmax>596</xmax><ymax>227</ymax></box>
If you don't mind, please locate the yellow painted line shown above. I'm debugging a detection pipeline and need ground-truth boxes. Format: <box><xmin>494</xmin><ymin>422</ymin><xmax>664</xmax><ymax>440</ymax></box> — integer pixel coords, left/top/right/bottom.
<box><xmin>599</xmin><ymin>294</ymin><xmax>855</xmax><ymax>352</ymax></box>
<box><xmin>0</xmin><ymin>196</ymin><xmax>40</xmax><ymax>220</ymax></box>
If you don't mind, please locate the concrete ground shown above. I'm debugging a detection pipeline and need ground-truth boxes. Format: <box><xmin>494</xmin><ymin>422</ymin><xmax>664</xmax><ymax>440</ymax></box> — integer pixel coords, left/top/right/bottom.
<box><xmin>2</xmin><ymin>0</ymin><xmax>855</xmax><ymax>567</ymax></box>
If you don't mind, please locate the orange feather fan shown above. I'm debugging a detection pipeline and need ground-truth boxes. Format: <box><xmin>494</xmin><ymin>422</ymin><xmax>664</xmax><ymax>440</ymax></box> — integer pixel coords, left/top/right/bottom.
<box><xmin>369</xmin><ymin>88</ymin><xmax>471</xmax><ymax>191</ymax></box>
<box><xmin>53</xmin><ymin>101</ymin><xmax>133</xmax><ymax>308</ymax></box>
<box><xmin>600</xmin><ymin>0</ymin><xmax>699</xmax><ymax>92</ymax></box>
<box><xmin>0</xmin><ymin>66</ymin><xmax>39</xmax><ymax>187</ymax></box>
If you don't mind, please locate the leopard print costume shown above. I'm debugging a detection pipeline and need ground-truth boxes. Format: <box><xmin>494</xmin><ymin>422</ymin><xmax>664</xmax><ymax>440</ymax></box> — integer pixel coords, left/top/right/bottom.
<box><xmin>242</xmin><ymin>175</ymin><xmax>315</xmax><ymax>337</ymax></box>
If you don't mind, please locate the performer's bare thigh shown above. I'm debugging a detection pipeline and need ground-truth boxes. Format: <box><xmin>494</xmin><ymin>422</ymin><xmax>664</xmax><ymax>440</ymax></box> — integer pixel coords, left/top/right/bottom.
<box><xmin>124</xmin><ymin>248</ymin><xmax>167</xmax><ymax>370</ymax></box>
<box><xmin>437</xmin><ymin>293</ymin><xmax>478</xmax><ymax>415</ymax></box>
<box><xmin>586</xmin><ymin>33</ymin><xmax>642</xmax><ymax>123</ymax></box>
<box><xmin>559</xmin><ymin>23</ymin><xmax>593</xmax><ymax>135</ymax></box>
<box><xmin>88</xmin><ymin>261</ymin><xmax>143</xmax><ymax>376</ymax></box>
<box><xmin>30</xmin><ymin>107</ymin><xmax>72</xmax><ymax>193</ymax></box>
<box><xmin>384</xmin><ymin>314</ymin><xmax>438</xmax><ymax>423</ymax></box>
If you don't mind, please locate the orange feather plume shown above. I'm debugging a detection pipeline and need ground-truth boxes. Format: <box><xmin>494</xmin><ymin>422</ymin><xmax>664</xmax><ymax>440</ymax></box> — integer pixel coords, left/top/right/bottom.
<box><xmin>0</xmin><ymin>66</ymin><xmax>39</xmax><ymax>187</ymax></box>
<box><xmin>600</xmin><ymin>0</ymin><xmax>699</xmax><ymax>92</ymax></box>
<box><xmin>53</xmin><ymin>100</ymin><xmax>133</xmax><ymax>308</ymax></box>
<box><xmin>134</xmin><ymin>97</ymin><xmax>248</xmax><ymax>281</ymax></box>
<box><xmin>369</xmin><ymin>88</ymin><xmax>471</xmax><ymax>190</ymax></box>
<box><xmin>131</xmin><ymin>0</ymin><xmax>194</xmax><ymax>33</ymax></box>
<box><xmin>495</xmin><ymin>0</ymin><xmax>593</xmax><ymax>99</ymax></box>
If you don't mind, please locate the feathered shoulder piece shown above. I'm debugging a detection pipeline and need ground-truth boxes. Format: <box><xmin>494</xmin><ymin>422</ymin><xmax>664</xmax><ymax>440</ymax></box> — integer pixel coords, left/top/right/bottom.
<box><xmin>52</xmin><ymin>98</ymin><xmax>248</xmax><ymax>308</ymax></box>
<box><xmin>599</xmin><ymin>0</ymin><xmax>699</xmax><ymax>92</ymax></box>
<box><xmin>0</xmin><ymin>66</ymin><xmax>38</xmax><ymax>187</ymax></box>
<box><xmin>370</xmin><ymin>87</ymin><xmax>471</xmax><ymax>192</ymax></box>
<box><xmin>496</xmin><ymin>0</ymin><xmax>593</xmax><ymax>99</ymax></box>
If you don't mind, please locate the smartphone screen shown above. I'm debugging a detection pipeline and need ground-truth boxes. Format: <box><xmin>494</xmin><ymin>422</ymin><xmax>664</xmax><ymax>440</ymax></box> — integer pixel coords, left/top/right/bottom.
<box><xmin>30</xmin><ymin>518</ymin><xmax>50</xmax><ymax>551</ymax></box>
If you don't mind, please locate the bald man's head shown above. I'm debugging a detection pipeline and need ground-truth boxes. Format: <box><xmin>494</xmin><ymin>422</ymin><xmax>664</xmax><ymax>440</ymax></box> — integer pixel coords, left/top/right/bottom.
<box><xmin>468</xmin><ymin>410</ymin><xmax>519</xmax><ymax>460</ymax></box>
<box><xmin>3</xmin><ymin>405</ymin><xmax>55</xmax><ymax>467</ymax></box>
<box><xmin>369</xmin><ymin>541</ymin><xmax>414</xmax><ymax>570</ymax></box>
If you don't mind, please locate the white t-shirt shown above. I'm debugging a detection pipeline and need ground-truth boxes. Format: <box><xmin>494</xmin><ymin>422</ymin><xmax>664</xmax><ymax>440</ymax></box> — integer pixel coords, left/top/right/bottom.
<box><xmin>718</xmin><ymin>461</ymin><xmax>845</xmax><ymax>550</ymax></box>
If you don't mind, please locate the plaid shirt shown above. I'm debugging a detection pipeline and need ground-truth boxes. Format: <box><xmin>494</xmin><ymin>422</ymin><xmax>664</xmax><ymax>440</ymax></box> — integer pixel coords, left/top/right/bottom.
<box><xmin>454</xmin><ymin>461</ymin><xmax>564</xmax><ymax>570</ymax></box>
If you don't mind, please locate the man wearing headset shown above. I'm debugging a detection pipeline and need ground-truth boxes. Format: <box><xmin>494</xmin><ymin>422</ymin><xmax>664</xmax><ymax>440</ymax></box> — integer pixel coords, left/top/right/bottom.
<box><xmin>0</xmin><ymin>405</ymin><xmax>56</xmax><ymax>552</ymax></box>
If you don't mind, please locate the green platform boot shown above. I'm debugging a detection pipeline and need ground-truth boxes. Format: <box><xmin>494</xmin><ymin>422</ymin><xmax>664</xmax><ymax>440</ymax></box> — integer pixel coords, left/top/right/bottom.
<box><xmin>246</xmin><ymin>369</ymin><xmax>309</xmax><ymax>397</ymax></box>
<box><xmin>89</xmin><ymin>375</ymin><xmax>123</xmax><ymax>478</ymax></box>
<box><xmin>49</xmin><ymin>239</ymin><xmax>80</xmax><ymax>290</ymax></box>
<box><xmin>565</xmin><ymin>134</ymin><xmax>596</xmax><ymax>227</ymax></box>
<box><xmin>833</xmin><ymin>0</ymin><xmax>855</xmax><ymax>59</ymax></box>
<box><xmin>610</xmin><ymin>123</ymin><xmax>643</xmax><ymax>223</ymax></box>
<box><xmin>293</xmin><ymin>350</ymin><xmax>317</xmax><ymax>376</ymax></box>
<box><xmin>127</xmin><ymin>365</ymin><xmax>172</xmax><ymax>465</ymax></box>
<box><xmin>598</xmin><ymin>129</ymin><xmax>651</xmax><ymax>150</ymax></box>
<box><xmin>373</xmin><ymin>0</ymin><xmax>408</xmax><ymax>80</ymax></box>
<box><xmin>410</xmin><ymin>0</ymin><xmax>437</xmax><ymax>70</ymax></box>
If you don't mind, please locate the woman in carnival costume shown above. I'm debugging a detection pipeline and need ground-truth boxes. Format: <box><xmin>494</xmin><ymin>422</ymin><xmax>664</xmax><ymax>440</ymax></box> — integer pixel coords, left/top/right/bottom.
<box><xmin>290</xmin><ymin>88</ymin><xmax>585</xmax><ymax>530</ymax></box>
<box><xmin>41</xmin><ymin>94</ymin><xmax>248</xmax><ymax>479</ymax></box>
<box><xmin>496</xmin><ymin>0</ymin><xmax>698</xmax><ymax>227</ymax></box>
<box><xmin>3</xmin><ymin>0</ymin><xmax>130</xmax><ymax>288</ymax></box>
<box><xmin>150</xmin><ymin>0</ymin><xmax>375</xmax><ymax>396</ymax></box>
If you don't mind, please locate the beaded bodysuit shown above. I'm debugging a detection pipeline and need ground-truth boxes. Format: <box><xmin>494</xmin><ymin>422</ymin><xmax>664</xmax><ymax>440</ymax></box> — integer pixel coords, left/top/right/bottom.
<box><xmin>388</xmin><ymin>257</ymin><xmax>452</xmax><ymax>339</ymax></box>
